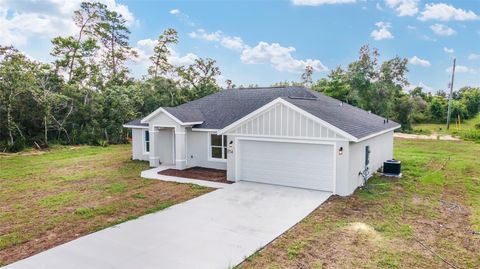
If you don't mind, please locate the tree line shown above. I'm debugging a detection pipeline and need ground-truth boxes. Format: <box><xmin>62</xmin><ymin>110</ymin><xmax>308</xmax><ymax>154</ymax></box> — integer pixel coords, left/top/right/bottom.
<box><xmin>1</xmin><ymin>2</ymin><xmax>479</xmax><ymax>152</ymax></box>
<box><xmin>303</xmin><ymin>45</ymin><xmax>480</xmax><ymax>130</ymax></box>
<box><xmin>0</xmin><ymin>2</ymin><xmax>221</xmax><ymax>151</ymax></box>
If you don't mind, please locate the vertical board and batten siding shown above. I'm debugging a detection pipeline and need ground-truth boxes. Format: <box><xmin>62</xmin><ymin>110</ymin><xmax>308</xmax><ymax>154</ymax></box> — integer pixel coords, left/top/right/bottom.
<box><xmin>228</xmin><ymin>103</ymin><xmax>346</xmax><ymax>140</ymax></box>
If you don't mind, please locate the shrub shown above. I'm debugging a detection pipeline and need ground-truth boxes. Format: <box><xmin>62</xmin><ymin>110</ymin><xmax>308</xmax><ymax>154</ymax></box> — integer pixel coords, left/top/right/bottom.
<box><xmin>94</xmin><ymin>139</ymin><xmax>109</xmax><ymax>147</ymax></box>
<box><xmin>1</xmin><ymin>139</ymin><xmax>26</xmax><ymax>152</ymax></box>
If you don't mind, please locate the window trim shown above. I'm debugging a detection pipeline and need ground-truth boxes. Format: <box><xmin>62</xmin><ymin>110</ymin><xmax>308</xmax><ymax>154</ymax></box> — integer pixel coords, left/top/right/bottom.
<box><xmin>208</xmin><ymin>133</ymin><xmax>227</xmax><ymax>162</ymax></box>
<box><xmin>143</xmin><ymin>130</ymin><xmax>150</xmax><ymax>154</ymax></box>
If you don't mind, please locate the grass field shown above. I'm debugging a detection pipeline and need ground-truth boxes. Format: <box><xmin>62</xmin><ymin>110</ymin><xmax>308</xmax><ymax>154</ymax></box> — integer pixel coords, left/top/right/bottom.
<box><xmin>2</xmin><ymin>140</ymin><xmax>480</xmax><ymax>268</ymax></box>
<box><xmin>413</xmin><ymin>114</ymin><xmax>480</xmax><ymax>141</ymax></box>
<box><xmin>239</xmin><ymin>138</ymin><xmax>480</xmax><ymax>268</ymax></box>
<box><xmin>0</xmin><ymin>145</ymin><xmax>211</xmax><ymax>266</ymax></box>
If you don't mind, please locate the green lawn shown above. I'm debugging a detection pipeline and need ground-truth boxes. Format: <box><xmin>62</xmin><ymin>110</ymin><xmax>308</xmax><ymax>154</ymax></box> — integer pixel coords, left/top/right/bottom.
<box><xmin>239</xmin><ymin>138</ymin><xmax>480</xmax><ymax>268</ymax></box>
<box><xmin>0</xmin><ymin>145</ymin><xmax>211</xmax><ymax>266</ymax></box>
<box><xmin>413</xmin><ymin>114</ymin><xmax>480</xmax><ymax>141</ymax></box>
<box><xmin>2</xmin><ymin>140</ymin><xmax>479</xmax><ymax>268</ymax></box>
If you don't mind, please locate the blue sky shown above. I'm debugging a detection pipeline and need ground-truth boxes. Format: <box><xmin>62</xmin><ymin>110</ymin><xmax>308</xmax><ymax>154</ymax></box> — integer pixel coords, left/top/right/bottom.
<box><xmin>1</xmin><ymin>0</ymin><xmax>479</xmax><ymax>91</ymax></box>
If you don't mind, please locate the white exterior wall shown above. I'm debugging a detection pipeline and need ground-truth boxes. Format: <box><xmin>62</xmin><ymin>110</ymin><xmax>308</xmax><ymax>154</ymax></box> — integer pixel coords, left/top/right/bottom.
<box><xmin>131</xmin><ymin>128</ymin><xmax>149</xmax><ymax>161</ymax></box>
<box><xmin>133</xmin><ymin>101</ymin><xmax>395</xmax><ymax>196</ymax></box>
<box><xmin>334</xmin><ymin>140</ymin><xmax>350</xmax><ymax>196</ymax></box>
<box><xmin>224</xmin><ymin>102</ymin><xmax>353</xmax><ymax>194</ymax></box>
<box><xmin>148</xmin><ymin>112</ymin><xmax>181</xmax><ymax>131</ymax></box>
<box><xmin>186</xmin><ymin>129</ymin><xmax>227</xmax><ymax>170</ymax></box>
<box><xmin>347</xmin><ymin>131</ymin><xmax>394</xmax><ymax>195</ymax></box>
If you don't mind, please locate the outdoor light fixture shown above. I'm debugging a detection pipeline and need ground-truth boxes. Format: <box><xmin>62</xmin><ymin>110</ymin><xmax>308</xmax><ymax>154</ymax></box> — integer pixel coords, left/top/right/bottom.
<box><xmin>228</xmin><ymin>141</ymin><xmax>234</xmax><ymax>153</ymax></box>
<box><xmin>338</xmin><ymin>147</ymin><xmax>343</xmax><ymax>155</ymax></box>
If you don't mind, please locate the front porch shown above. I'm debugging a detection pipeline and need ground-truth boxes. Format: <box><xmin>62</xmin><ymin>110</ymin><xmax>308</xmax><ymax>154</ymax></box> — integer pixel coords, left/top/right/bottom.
<box><xmin>148</xmin><ymin>125</ymin><xmax>187</xmax><ymax>170</ymax></box>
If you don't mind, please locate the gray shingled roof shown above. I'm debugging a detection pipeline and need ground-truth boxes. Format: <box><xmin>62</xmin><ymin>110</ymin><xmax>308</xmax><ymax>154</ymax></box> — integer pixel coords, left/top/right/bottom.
<box><xmin>127</xmin><ymin>86</ymin><xmax>400</xmax><ymax>139</ymax></box>
<box><xmin>124</xmin><ymin>118</ymin><xmax>148</xmax><ymax>127</ymax></box>
<box><xmin>283</xmin><ymin>91</ymin><xmax>400</xmax><ymax>139</ymax></box>
<box><xmin>162</xmin><ymin>86</ymin><xmax>316</xmax><ymax>129</ymax></box>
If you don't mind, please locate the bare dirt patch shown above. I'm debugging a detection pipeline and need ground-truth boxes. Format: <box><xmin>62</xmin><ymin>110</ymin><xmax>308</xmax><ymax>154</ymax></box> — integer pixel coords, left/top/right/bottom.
<box><xmin>394</xmin><ymin>132</ymin><xmax>460</xmax><ymax>141</ymax></box>
<box><xmin>158</xmin><ymin>167</ymin><xmax>231</xmax><ymax>184</ymax></box>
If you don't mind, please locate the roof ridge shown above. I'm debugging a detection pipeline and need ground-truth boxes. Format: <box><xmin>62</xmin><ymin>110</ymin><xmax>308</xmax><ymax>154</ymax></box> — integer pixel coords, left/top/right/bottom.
<box><xmin>221</xmin><ymin>86</ymin><xmax>305</xmax><ymax>90</ymax></box>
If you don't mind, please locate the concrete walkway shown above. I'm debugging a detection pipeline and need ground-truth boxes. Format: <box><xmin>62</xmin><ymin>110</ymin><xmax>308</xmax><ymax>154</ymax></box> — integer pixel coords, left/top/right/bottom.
<box><xmin>141</xmin><ymin>166</ymin><xmax>231</xmax><ymax>189</ymax></box>
<box><xmin>6</xmin><ymin>182</ymin><xmax>331</xmax><ymax>269</ymax></box>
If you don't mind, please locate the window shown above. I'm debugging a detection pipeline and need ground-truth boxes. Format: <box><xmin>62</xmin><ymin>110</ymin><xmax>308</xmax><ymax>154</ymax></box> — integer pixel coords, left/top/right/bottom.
<box><xmin>144</xmin><ymin>130</ymin><xmax>150</xmax><ymax>153</ymax></box>
<box><xmin>365</xmin><ymin>145</ymin><xmax>370</xmax><ymax>167</ymax></box>
<box><xmin>210</xmin><ymin>134</ymin><xmax>227</xmax><ymax>160</ymax></box>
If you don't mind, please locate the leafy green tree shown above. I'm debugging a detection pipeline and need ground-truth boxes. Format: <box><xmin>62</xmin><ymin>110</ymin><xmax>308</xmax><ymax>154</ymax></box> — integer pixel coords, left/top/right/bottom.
<box><xmin>312</xmin><ymin>67</ymin><xmax>352</xmax><ymax>103</ymax></box>
<box><xmin>0</xmin><ymin>47</ymin><xmax>36</xmax><ymax>148</ymax></box>
<box><xmin>429</xmin><ymin>95</ymin><xmax>448</xmax><ymax>122</ymax></box>
<box><xmin>301</xmin><ymin>65</ymin><xmax>313</xmax><ymax>87</ymax></box>
<box><xmin>96</xmin><ymin>7</ymin><xmax>137</xmax><ymax>83</ymax></box>
<box><xmin>176</xmin><ymin>58</ymin><xmax>221</xmax><ymax>98</ymax></box>
<box><xmin>410</xmin><ymin>87</ymin><xmax>432</xmax><ymax>102</ymax></box>
<box><xmin>392</xmin><ymin>94</ymin><xmax>414</xmax><ymax>130</ymax></box>
<box><xmin>458</xmin><ymin>87</ymin><xmax>480</xmax><ymax>118</ymax></box>
<box><xmin>149</xmin><ymin>28</ymin><xmax>178</xmax><ymax>78</ymax></box>
<box><xmin>270</xmin><ymin>81</ymin><xmax>303</xmax><ymax>87</ymax></box>
<box><xmin>50</xmin><ymin>2</ymin><xmax>104</xmax><ymax>83</ymax></box>
<box><xmin>100</xmin><ymin>85</ymin><xmax>142</xmax><ymax>143</ymax></box>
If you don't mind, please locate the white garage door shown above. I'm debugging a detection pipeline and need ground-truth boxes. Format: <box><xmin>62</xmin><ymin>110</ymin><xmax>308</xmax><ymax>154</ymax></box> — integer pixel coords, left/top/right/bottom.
<box><xmin>238</xmin><ymin>140</ymin><xmax>334</xmax><ymax>191</ymax></box>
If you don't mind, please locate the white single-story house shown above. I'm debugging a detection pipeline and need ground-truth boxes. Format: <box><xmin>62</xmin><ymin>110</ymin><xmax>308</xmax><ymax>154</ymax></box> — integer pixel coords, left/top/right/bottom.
<box><xmin>123</xmin><ymin>86</ymin><xmax>400</xmax><ymax>196</ymax></box>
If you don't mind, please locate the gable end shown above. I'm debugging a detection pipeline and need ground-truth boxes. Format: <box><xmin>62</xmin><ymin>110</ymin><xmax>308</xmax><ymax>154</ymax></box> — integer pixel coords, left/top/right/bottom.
<box><xmin>221</xmin><ymin>100</ymin><xmax>349</xmax><ymax>140</ymax></box>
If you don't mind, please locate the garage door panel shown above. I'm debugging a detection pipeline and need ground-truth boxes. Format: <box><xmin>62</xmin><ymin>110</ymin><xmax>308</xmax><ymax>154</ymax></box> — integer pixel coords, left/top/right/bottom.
<box><xmin>238</xmin><ymin>140</ymin><xmax>334</xmax><ymax>191</ymax></box>
<box><xmin>241</xmin><ymin>159</ymin><xmax>332</xmax><ymax>171</ymax></box>
<box><xmin>242</xmin><ymin>169</ymin><xmax>333</xmax><ymax>190</ymax></box>
<box><xmin>242</xmin><ymin>167</ymin><xmax>330</xmax><ymax>179</ymax></box>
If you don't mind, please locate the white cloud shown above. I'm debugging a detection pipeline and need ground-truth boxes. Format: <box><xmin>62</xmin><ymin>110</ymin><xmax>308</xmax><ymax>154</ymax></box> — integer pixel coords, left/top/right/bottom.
<box><xmin>445</xmin><ymin>65</ymin><xmax>476</xmax><ymax>74</ymax></box>
<box><xmin>444</xmin><ymin>47</ymin><xmax>454</xmax><ymax>53</ymax></box>
<box><xmin>167</xmin><ymin>7</ymin><xmax>195</xmax><ymax>26</ymax></box>
<box><xmin>132</xmin><ymin>38</ymin><xmax>197</xmax><ymax>67</ymax></box>
<box><xmin>371</xmin><ymin>22</ymin><xmax>394</xmax><ymax>40</ymax></box>
<box><xmin>220</xmin><ymin>36</ymin><xmax>247</xmax><ymax>51</ymax></box>
<box><xmin>189</xmin><ymin>29</ymin><xmax>248</xmax><ymax>51</ymax></box>
<box><xmin>0</xmin><ymin>0</ymin><xmax>135</xmax><ymax>47</ymax></box>
<box><xmin>189</xmin><ymin>28</ymin><xmax>328</xmax><ymax>73</ymax></box>
<box><xmin>418</xmin><ymin>3</ymin><xmax>479</xmax><ymax>21</ymax></box>
<box><xmin>430</xmin><ymin>24</ymin><xmax>456</xmax><ymax>36</ymax></box>
<box><xmin>189</xmin><ymin>29</ymin><xmax>222</xmax><ymax>42</ymax></box>
<box><xmin>291</xmin><ymin>0</ymin><xmax>356</xmax><ymax>6</ymax></box>
<box><xmin>468</xmin><ymin>53</ymin><xmax>480</xmax><ymax>60</ymax></box>
<box><xmin>385</xmin><ymin>0</ymin><xmax>419</xmax><ymax>16</ymax></box>
<box><xmin>240</xmin><ymin>41</ymin><xmax>327</xmax><ymax>73</ymax></box>
<box><xmin>409</xmin><ymin>56</ymin><xmax>431</xmax><ymax>67</ymax></box>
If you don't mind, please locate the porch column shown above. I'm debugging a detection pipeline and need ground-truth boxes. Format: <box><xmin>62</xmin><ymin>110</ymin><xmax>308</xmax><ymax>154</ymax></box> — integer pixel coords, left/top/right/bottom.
<box><xmin>175</xmin><ymin>127</ymin><xmax>187</xmax><ymax>170</ymax></box>
<box><xmin>149</xmin><ymin>129</ymin><xmax>160</xmax><ymax>167</ymax></box>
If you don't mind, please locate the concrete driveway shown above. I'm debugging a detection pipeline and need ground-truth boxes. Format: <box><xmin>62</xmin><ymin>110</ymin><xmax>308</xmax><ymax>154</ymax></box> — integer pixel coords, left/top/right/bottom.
<box><xmin>6</xmin><ymin>182</ymin><xmax>331</xmax><ymax>269</ymax></box>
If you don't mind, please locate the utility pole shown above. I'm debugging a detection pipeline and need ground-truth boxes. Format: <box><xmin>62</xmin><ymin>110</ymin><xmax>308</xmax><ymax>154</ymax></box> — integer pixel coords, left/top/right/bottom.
<box><xmin>446</xmin><ymin>58</ymin><xmax>456</xmax><ymax>130</ymax></box>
